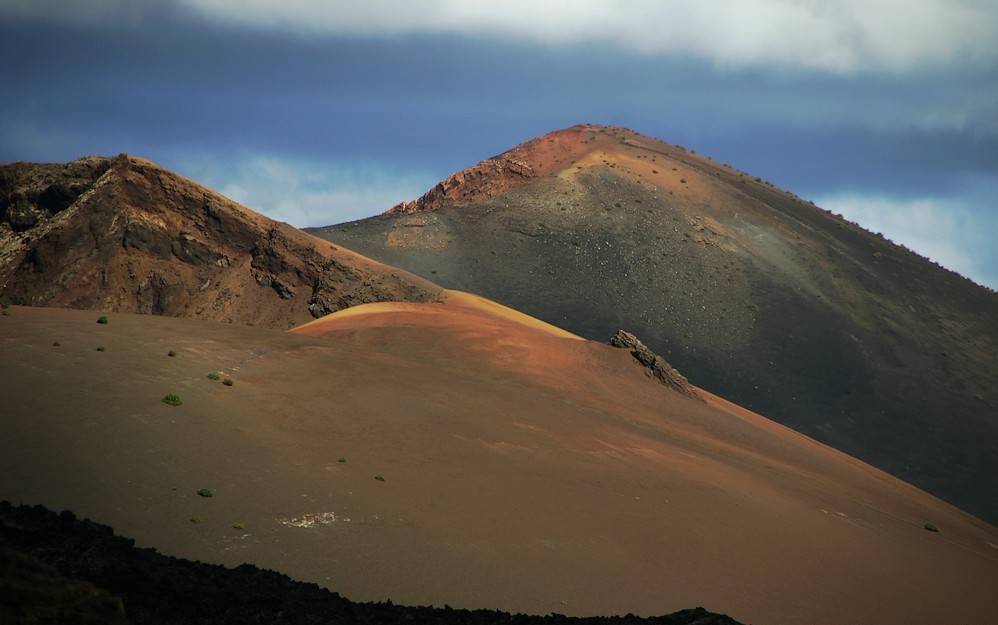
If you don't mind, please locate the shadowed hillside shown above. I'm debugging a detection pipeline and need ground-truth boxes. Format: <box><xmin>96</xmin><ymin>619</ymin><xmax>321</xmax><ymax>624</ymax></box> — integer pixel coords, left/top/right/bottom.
<box><xmin>0</xmin><ymin>154</ymin><xmax>440</xmax><ymax>328</ymax></box>
<box><xmin>309</xmin><ymin>124</ymin><xmax>998</xmax><ymax>523</ymax></box>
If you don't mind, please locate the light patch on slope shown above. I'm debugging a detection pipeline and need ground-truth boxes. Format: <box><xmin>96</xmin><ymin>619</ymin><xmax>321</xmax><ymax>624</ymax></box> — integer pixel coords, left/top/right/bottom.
<box><xmin>816</xmin><ymin>192</ymin><xmax>998</xmax><ymax>290</ymax></box>
<box><xmin>294</xmin><ymin>290</ymin><xmax>584</xmax><ymax>341</ymax></box>
<box><xmin>279</xmin><ymin>511</ymin><xmax>346</xmax><ymax>528</ymax></box>
<box><xmin>442</xmin><ymin>290</ymin><xmax>584</xmax><ymax>341</ymax></box>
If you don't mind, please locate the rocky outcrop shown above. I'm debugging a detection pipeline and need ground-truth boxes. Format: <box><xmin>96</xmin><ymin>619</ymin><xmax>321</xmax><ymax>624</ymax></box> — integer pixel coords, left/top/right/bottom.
<box><xmin>0</xmin><ymin>156</ymin><xmax>111</xmax><ymax>232</ymax></box>
<box><xmin>0</xmin><ymin>501</ymin><xmax>747</xmax><ymax>625</ymax></box>
<box><xmin>388</xmin><ymin>156</ymin><xmax>536</xmax><ymax>214</ymax></box>
<box><xmin>609</xmin><ymin>330</ymin><xmax>704</xmax><ymax>402</ymax></box>
<box><xmin>0</xmin><ymin>155</ymin><xmax>440</xmax><ymax>328</ymax></box>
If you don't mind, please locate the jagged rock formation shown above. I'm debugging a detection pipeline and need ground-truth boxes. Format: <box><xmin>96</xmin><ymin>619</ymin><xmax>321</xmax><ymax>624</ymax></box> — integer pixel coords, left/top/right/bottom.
<box><xmin>609</xmin><ymin>330</ymin><xmax>703</xmax><ymax>402</ymax></box>
<box><xmin>389</xmin><ymin>155</ymin><xmax>536</xmax><ymax>214</ymax></box>
<box><xmin>0</xmin><ymin>502</ymin><xmax>746</xmax><ymax>625</ymax></box>
<box><xmin>0</xmin><ymin>155</ymin><xmax>440</xmax><ymax>329</ymax></box>
<box><xmin>310</xmin><ymin>123</ymin><xmax>998</xmax><ymax>524</ymax></box>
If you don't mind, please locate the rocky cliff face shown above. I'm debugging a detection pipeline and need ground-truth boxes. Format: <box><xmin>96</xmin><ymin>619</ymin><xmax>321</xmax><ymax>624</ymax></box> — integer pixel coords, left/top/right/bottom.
<box><xmin>0</xmin><ymin>155</ymin><xmax>440</xmax><ymax>328</ymax></box>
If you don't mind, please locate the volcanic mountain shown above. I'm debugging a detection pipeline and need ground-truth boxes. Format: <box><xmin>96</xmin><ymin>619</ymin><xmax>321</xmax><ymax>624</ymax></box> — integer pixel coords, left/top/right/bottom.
<box><xmin>309</xmin><ymin>124</ymin><xmax>998</xmax><ymax>524</ymax></box>
<box><xmin>2</xmin><ymin>300</ymin><xmax>996</xmax><ymax>625</ymax></box>
<box><xmin>0</xmin><ymin>154</ymin><xmax>440</xmax><ymax>328</ymax></box>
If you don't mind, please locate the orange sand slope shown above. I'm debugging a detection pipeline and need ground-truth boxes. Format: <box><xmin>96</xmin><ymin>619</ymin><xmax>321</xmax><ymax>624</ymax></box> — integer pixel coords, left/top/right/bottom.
<box><xmin>2</xmin><ymin>303</ymin><xmax>996</xmax><ymax>625</ymax></box>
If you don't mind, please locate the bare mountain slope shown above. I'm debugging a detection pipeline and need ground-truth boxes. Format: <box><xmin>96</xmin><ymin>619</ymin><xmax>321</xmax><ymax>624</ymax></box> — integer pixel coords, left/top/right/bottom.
<box><xmin>309</xmin><ymin>124</ymin><xmax>998</xmax><ymax>523</ymax></box>
<box><xmin>1</xmin><ymin>302</ymin><xmax>996</xmax><ymax>625</ymax></box>
<box><xmin>0</xmin><ymin>154</ymin><xmax>440</xmax><ymax>328</ymax></box>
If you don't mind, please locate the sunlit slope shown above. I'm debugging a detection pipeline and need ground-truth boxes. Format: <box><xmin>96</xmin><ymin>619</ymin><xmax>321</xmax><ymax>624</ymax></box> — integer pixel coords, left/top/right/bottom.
<box><xmin>2</xmin><ymin>304</ymin><xmax>996</xmax><ymax>625</ymax></box>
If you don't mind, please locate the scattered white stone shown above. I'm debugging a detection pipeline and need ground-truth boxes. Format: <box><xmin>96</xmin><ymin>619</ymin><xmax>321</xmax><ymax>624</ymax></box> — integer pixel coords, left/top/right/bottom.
<box><xmin>278</xmin><ymin>511</ymin><xmax>343</xmax><ymax>528</ymax></box>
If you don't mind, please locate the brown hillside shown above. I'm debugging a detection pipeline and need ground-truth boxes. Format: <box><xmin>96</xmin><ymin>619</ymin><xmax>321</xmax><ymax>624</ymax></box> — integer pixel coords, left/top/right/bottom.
<box><xmin>0</xmin><ymin>154</ymin><xmax>440</xmax><ymax>328</ymax></box>
<box><xmin>1</xmin><ymin>302</ymin><xmax>996</xmax><ymax>625</ymax></box>
<box><xmin>309</xmin><ymin>124</ymin><xmax>998</xmax><ymax>524</ymax></box>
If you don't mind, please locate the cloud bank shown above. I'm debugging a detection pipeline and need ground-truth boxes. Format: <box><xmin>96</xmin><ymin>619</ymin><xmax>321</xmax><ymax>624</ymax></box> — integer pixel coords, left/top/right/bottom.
<box><xmin>186</xmin><ymin>0</ymin><xmax>998</xmax><ymax>72</ymax></box>
<box><xmin>6</xmin><ymin>0</ymin><xmax>996</xmax><ymax>73</ymax></box>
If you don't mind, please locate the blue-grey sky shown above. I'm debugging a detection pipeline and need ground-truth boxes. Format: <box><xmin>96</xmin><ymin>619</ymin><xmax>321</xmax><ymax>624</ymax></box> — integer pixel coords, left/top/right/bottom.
<box><xmin>2</xmin><ymin>0</ymin><xmax>996</xmax><ymax>288</ymax></box>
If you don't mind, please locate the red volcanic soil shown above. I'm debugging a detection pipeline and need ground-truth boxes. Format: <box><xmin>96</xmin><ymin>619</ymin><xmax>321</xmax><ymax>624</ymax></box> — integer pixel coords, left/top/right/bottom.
<box><xmin>385</xmin><ymin>123</ymin><xmax>755</xmax><ymax>217</ymax></box>
<box><xmin>387</xmin><ymin>123</ymin><xmax>628</xmax><ymax>213</ymax></box>
<box><xmin>2</xmin><ymin>301</ymin><xmax>996</xmax><ymax>625</ymax></box>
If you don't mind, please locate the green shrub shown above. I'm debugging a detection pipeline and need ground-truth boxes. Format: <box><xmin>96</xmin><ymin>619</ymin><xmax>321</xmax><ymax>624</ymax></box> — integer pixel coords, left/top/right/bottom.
<box><xmin>222</xmin><ymin>378</ymin><xmax>233</xmax><ymax>386</ymax></box>
<box><xmin>197</xmin><ymin>488</ymin><xmax>213</xmax><ymax>498</ymax></box>
<box><xmin>190</xmin><ymin>516</ymin><xmax>202</xmax><ymax>524</ymax></box>
<box><xmin>924</xmin><ymin>522</ymin><xmax>940</xmax><ymax>532</ymax></box>
<box><xmin>96</xmin><ymin>346</ymin><xmax>105</xmax><ymax>351</ymax></box>
<box><xmin>374</xmin><ymin>475</ymin><xmax>386</xmax><ymax>482</ymax></box>
<box><xmin>97</xmin><ymin>316</ymin><xmax>109</xmax><ymax>324</ymax></box>
<box><xmin>338</xmin><ymin>457</ymin><xmax>346</xmax><ymax>463</ymax></box>
<box><xmin>162</xmin><ymin>393</ymin><xmax>183</xmax><ymax>406</ymax></box>
<box><xmin>207</xmin><ymin>372</ymin><xmax>221</xmax><ymax>380</ymax></box>
<box><xmin>52</xmin><ymin>341</ymin><xmax>60</xmax><ymax>347</ymax></box>
<box><xmin>168</xmin><ymin>350</ymin><xmax>177</xmax><ymax>357</ymax></box>
<box><xmin>232</xmin><ymin>522</ymin><xmax>245</xmax><ymax>530</ymax></box>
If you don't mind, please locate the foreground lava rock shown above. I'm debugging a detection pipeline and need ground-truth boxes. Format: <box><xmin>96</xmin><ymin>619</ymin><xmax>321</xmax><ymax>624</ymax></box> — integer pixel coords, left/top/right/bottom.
<box><xmin>0</xmin><ymin>501</ymin><xmax>745</xmax><ymax>625</ymax></box>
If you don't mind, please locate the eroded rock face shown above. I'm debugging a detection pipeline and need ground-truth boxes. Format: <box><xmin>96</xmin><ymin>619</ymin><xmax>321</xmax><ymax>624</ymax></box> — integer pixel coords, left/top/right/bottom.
<box><xmin>0</xmin><ymin>155</ymin><xmax>440</xmax><ymax>328</ymax></box>
<box><xmin>609</xmin><ymin>330</ymin><xmax>704</xmax><ymax>402</ymax></box>
<box><xmin>0</xmin><ymin>157</ymin><xmax>109</xmax><ymax>232</ymax></box>
<box><xmin>388</xmin><ymin>157</ymin><xmax>537</xmax><ymax>213</ymax></box>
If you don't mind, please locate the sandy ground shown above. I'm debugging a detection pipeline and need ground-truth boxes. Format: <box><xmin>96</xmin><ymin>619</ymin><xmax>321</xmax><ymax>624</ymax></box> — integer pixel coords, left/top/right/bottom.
<box><xmin>2</xmin><ymin>302</ymin><xmax>996</xmax><ymax>625</ymax></box>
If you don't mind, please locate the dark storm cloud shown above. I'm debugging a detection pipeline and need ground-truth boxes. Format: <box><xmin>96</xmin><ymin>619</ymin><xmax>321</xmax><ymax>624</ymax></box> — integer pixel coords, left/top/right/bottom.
<box><xmin>3</xmin><ymin>10</ymin><xmax>993</xmax><ymax>184</ymax></box>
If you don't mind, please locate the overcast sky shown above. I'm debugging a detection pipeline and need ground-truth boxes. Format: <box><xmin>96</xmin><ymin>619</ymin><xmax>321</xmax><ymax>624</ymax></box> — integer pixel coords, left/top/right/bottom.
<box><xmin>2</xmin><ymin>0</ymin><xmax>996</xmax><ymax>288</ymax></box>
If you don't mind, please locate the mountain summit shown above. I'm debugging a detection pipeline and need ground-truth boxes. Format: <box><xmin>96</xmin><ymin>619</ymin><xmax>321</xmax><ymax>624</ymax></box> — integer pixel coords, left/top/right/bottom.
<box><xmin>310</xmin><ymin>124</ymin><xmax>998</xmax><ymax>523</ymax></box>
<box><xmin>0</xmin><ymin>154</ymin><xmax>439</xmax><ymax>328</ymax></box>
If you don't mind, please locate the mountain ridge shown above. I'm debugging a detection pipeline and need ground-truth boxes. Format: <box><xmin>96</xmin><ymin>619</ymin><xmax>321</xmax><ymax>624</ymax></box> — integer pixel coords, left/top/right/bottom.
<box><xmin>309</xmin><ymin>124</ymin><xmax>998</xmax><ymax>523</ymax></box>
<box><xmin>0</xmin><ymin>154</ymin><xmax>441</xmax><ymax>328</ymax></box>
